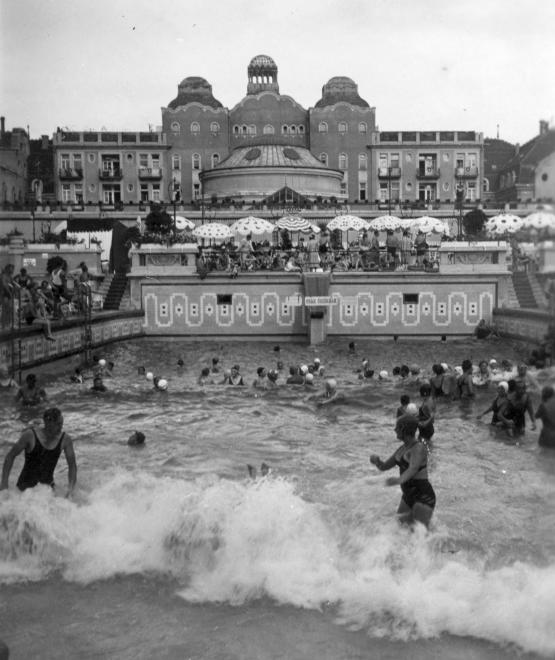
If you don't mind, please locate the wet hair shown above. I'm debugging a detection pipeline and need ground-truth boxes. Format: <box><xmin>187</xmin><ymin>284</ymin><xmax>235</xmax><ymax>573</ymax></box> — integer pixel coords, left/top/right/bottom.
<box><xmin>392</xmin><ymin>366</ymin><xmax>401</xmax><ymax>376</ymax></box>
<box><xmin>43</xmin><ymin>407</ymin><xmax>62</xmax><ymax>422</ymax></box>
<box><xmin>507</xmin><ymin>379</ymin><xmax>517</xmax><ymax>393</ymax></box>
<box><xmin>177</xmin><ymin>359</ymin><xmax>184</xmax><ymax>367</ymax></box>
<box><xmin>26</xmin><ymin>374</ymin><xmax>37</xmax><ymax>384</ymax></box>
<box><xmin>461</xmin><ymin>359</ymin><xmax>473</xmax><ymax>373</ymax></box>
<box><xmin>363</xmin><ymin>368</ymin><xmax>374</xmax><ymax>378</ymax></box>
<box><xmin>289</xmin><ymin>366</ymin><xmax>298</xmax><ymax>376</ymax></box>
<box><xmin>257</xmin><ymin>366</ymin><xmax>266</xmax><ymax>377</ymax></box>
<box><xmin>201</xmin><ymin>367</ymin><xmax>210</xmax><ymax>377</ymax></box>
<box><xmin>399</xmin><ymin>365</ymin><xmax>410</xmax><ymax>378</ymax></box>
<box><xmin>400</xmin><ymin>394</ymin><xmax>410</xmax><ymax>406</ymax></box>
<box><xmin>267</xmin><ymin>370</ymin><xmax>278</xmax><ymax>382</ymax></box>
<box><xmin>420</xmin><ymin>384</ymin><xmax>432</xmax><ymax>397</ymax></box>
<box><xmin>212</xmin><ymin>357</ymin><xmax>219</xmax><ymax>365</ymax></box>
<box><xmin>432</xmin><ymin>363</ymin><xmax>444</xmax><ymax>375</ymax></box>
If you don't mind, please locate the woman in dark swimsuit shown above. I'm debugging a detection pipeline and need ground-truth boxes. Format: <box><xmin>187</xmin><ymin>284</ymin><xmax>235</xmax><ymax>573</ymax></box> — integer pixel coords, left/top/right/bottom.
<box><xmin>477</xmin><ymin>381</ymin><xmax>510</xmax><ymax>429</ymax></box>
<box><xmin>370</xmin><ymin>415</ymin><xmax>435</xmax><ymax>528</ymax></box>
<box><xmin>429</xmin><ymin>363</ymin><xmax>445</xmax><ymax>398</ymax></box>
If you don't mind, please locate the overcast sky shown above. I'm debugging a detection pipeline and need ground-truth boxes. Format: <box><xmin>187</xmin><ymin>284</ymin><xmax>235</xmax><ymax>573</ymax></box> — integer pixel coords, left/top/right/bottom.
<box><xmin>1</xmin><ymin>0</ymin><xmax>554</xmax><ymax>144</ymax></box>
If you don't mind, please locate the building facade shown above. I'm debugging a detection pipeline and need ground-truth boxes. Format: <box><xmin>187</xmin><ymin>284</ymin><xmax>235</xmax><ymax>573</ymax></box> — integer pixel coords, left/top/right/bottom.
<box><xmin>0</xmin><ymin>117</ymin><xmax>30</xmax><ymax>207</ymax></box>
<box><xmin>49</xmin><ymin>55</ymin><xmax>485</xmax><ymax>208</ymax></box>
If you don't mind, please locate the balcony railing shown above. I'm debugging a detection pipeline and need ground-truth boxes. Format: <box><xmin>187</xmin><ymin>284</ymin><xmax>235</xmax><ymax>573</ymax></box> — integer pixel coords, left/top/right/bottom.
<box><xmin>377</xmin><ymin>166</ymin><xmax>401</xmax><ymax>178</ymax></box>
<box><xmin>416</xmin><ymin>167</ymin><xmax>440</xmax><ymax>179</ymax></box>
<box><xmin>138</xmin><ymin>167</ymin><xmax>163</xmax><ymax>180</ymax></box>
<box><xmin>99</xmin><ymin>167</ymin><xmax>123</xmax><ymax>181</ymax></box>
<box><xmin>456</xmin><ymin>166</ymin><xmax>479</xmax><ymax>178</ymax></box>
<box><xmin>58</xmin><ymin>167</ymin><xmax>83</xmax><ymax>180</ymax></box>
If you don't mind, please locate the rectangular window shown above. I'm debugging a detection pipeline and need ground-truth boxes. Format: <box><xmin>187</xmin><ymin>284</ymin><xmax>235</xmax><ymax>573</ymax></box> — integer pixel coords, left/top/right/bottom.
<box><xmin>102</xmin><ymin>184</ymin><xmax>121</xmax><ymax>204</ymax></box>
<box><xmin>74</xmin><ymin>184</ymin><xmax>83</xmax><ymax>203</ymax></box>
<box><xmin>172</xmin><ymin>155</ymin><xmax>181</xmax><ymax>170</ymax></box>
<box><xmin>152</xmin><ymin>184</ymin><xmax>160</xmax><ymax>202</ymax></box>
<box><xmin>379</xmin><ymin>153</ymin><xmax>388</xmax><ymax>169</ymax></box>
<box><xmin>379</xmin><ymin>182</ymin><xmax>388</xmax><ymax>201</ymax></box>
<box><xmin>62</xmin><ymin>184</ymin><xmax>71</xmax><ymax>201</ymax></box>
<box><xmin>140</xmin><ymin>184</ymin><xmax>149</xmax><ymax>202</ymax></box>
<box><xmin>403</xmin><ymin>293</ymin><xmax>419</xmax><ymax>304</ymax></box>
<box><xmin>61</xmin><ymin>154</ymin><xmax>70</xmax><ymax>169</ymax></box>
<box><xmin>73</xmin><ymin>154</ymin><xmax>83</xmax><ymax>170</ymax></box>
<box><xmin>139</xmin><ymin>153</ymin><xmax>149</xmax><ymax>168</ymax></box>
<box><xmin>390</xmin><ymin>182</ymin><xmax>400</xmax><ymax>200</ymax></box>
<box><xmin>193</xmin><ymin>183</ymin><xmax>200</xmax><ymax>199</ymax></box>
<box><xmin>151</xmin><ymin>154</ymin><xmax>160</xmax><ymax>168</ymax></box>
<box><xmin>390</xmin><ymin>153</ymin><xmax>400</xmax><ymax>167</ymax></box>
<box><xmin>359</xmin><ymin>182</ymin><xmax>367</xmax><ymax>201</ymax></box>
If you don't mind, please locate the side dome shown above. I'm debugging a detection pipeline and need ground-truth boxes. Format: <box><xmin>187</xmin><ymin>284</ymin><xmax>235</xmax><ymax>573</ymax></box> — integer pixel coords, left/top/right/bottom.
<box><xmin>314</xmin><ymin>76</ymin><xmax>369</xmax><ymax>109</ymax></box>
<box><xmin>168</xmin><ymin>76</ymin><xmax>223</xmax><ymax>109</ymax></box>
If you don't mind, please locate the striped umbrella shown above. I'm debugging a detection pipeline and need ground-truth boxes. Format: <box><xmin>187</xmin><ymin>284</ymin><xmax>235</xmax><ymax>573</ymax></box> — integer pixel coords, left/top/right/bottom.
<box><xmin>276</xmin><ymin>215</ymin><xmax>312</xmax><ymax>232</ymax></box>
<box><xmin>230</xmin><ymin>216</ymin><xmax>275</xmax><ymax>236</ymax></box>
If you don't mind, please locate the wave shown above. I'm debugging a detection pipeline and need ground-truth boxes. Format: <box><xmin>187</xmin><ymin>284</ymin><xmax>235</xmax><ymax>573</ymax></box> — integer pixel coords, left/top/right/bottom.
<box><xmin>1</xmin><ymin>471</ymin><xmax>554</xmax><ymax>657</ymax></box>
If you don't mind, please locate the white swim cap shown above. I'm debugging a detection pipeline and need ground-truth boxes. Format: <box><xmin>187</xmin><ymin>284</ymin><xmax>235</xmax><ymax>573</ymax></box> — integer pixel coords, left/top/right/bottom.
<box><xmin>146</xmin><ymin>372</ymin><xmax>154</xmax><ymax>381</ymax></box>
<box><xmin>440</xmin><ymin>362</ymin><xmax>448</xmax><ymax>371</ymax></box>
<box><xmin>99</xmin><ymin>359</ymin><xmax>106</xmax><ymax>367</ymax></box>
<box><xmin>406</xmin><ymin>403</ymin><xmax>419</xmax><ymax>415</ymax></box>
<box><xmin>314</xmin><ymin>358</ymin><xmax>321</xmax><ymax>364</ymax></box>
<box><xmin>489</xmin><ymin>358</ymin><xmax>498</xmax><ymax>366</ymax></box>
<box><xmin>326</xmin><ymin>378</ymin><xmax>337</xmax><ymax>390</ymax></box>
<box><xmin>305</xmin><ymin>373</ymin><xmax>314</xmax><ymax>383</ymax></box>
<box><xmin>157</xmin><ymin>379</ymin><xmax>168</xmax><ymax>391</ymax></box>
<box><xmin>498</xmin><ymin>381</ymin><xmax>509</xmax><ymax>392</ymax></box>
<box><xmin>379</xmin><ymin>370</ymin><xmax>388</xmax><ymax>379</ymax></box>
<box><xmin>454</xmin><ymin>366</ymin><xmax>463</xmax><ymax>375</ymax></box>
<box><xmin>300</xmin><ymin>364</ymin><xmax>309</xmax><ymax>374</ymax></box>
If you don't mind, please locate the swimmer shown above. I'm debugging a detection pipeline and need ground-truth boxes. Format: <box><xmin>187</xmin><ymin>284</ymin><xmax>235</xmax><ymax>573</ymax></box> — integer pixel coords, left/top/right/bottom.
<box><xmin>224</xmin><ymin>365</ymin><xmax>244</xmax><ymax>386</ymax></box>
<box><xmin>370</xmin><ymin>415</ymin><xmax>436</xmax><ymax>529</ymax></box>
<box><xmin>286</xmin><ymin>366</ymin><xmax>305</xmax><ymax>385</ymax></box>
<box><xmin>90</xmin><ymin>375</ymin><xmax>107</xmax><ymax>392</ymax></box>
<box><xmin>276</xmin><ymin>360</ymin><xmax>284</xmax><ymax>372</ymax></box>
<box><xmin>211</xmin><ymin>357</ymin><xmax>220</xmax><ymax>374</ymax></box>
<box><xmin>70</xmin><ymin>367</ymin><xmax>84</xmax><ymax>384</ymax></box>
<box><xmin>247</xmin><ymin>462</ymin><xmax>270</xmax><ymax>478</ymax></box>
<box><xmin>198</xmin><ymin>367</ymin><xmax>215</xmax><ymax>386</ymax></box>
<box><xmin>304</xmin><ymin>373</ymin><xmax>315</xmax><ymax>387</ymax></box>
<box><xmin>535</xmin><ymin>385</ymin><xmax>555</xmax><ymax>448</ymax></box>
<box><xmin>348</xmin><ymin>341</ymin><xmax>356</xmax><ymax>354</ymax></box>
<box><xmin>429</xmin><ymin>364</ymin><xmax>445</xmax><ymax>398</ymax></box>
<box><xmin>477</xmin><ymin>381</ymin><xmax>511</xmax><ymax>428</ymax></box>
<box><xmin>312</xmin><ymin>357</ymin><xmax>324</xmax><ymax>376</ymax></box>
<box><xmin>472</xmin><ymin>360</ymin><xmax>491</xmax><ymax>387</ymax></box>
<box><xmin>127</xmin><ymin>431</ymin><xmax>146</xmax><ymax>447</ymax></box>
<box><xmin>146</xmin><ymin>371</ymin><xmax>154</xmax><ymax>382</ymax></box>
<box><xmin>155</xmin><ymin>378</ymin><xmax>168</xmax><ymax>391</ymax></box>
<box><xmin>314</xmin><ymin>378</ymin><xmax>344</xmax><ymax>406</ymax></box>
<box><xmin>0</xmin><ymin>365</ymin><xmax>18</xmax><ymax>389</ymax></box>
<box><xmin>378</xmin><ymin>370</ymin><xmax>389</xmax><ymax>381</ymax></box>
<box><xmin>505</xmin><ymin>380</ymin><xmax>536</xmax><ymax>435</ymax></box>
<box><xmin>417</xmin><ymin>384</ymin><xmax>435</xmax><ymax>442</ymax></box>
<box><xmin>457</xmin><ymin>359</ymin><xmax>475</xmax><ymax>399</ymax></box>
<box><xmin>266</xmin><ymin>369</ymin><xmax>279</xmax><ymax>388</ymax></box>
<box><xmin>399</xmin><ymin>364</ymin><xmax>410</xmax><ymax>379</ymax></box>
<box><xmin>177</xmin><ymin>358</ymin><xmax>185</xmax><ymax>368</ymax></box>
<box><xmin>396</xmin><ymin>394</ymin><xmax>410</xmax><ymax>418</ymax></box>
<box><xmin>252</xmin><ymin>366</ymin><xmax>268</xmax><ymax>389</ymax></box>
<box><xmin>15</xmin><ymin>374</ymin><xmax>47</xmax><ymax>406</ymax></box>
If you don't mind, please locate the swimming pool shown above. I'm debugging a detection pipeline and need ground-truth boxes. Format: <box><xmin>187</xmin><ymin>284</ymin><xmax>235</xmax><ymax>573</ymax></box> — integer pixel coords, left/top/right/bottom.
<box><xmin>1</xmin><ymin>336</ymin><xmax>554</xmax><ymax>659</ymax></box>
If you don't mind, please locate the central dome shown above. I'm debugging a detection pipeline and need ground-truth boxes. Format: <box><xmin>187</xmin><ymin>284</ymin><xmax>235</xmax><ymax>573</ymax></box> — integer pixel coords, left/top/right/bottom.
<box><xmin>248</xmin><ymin>54</ymin><xmax>277</xmax><ymax>69</ymax></box>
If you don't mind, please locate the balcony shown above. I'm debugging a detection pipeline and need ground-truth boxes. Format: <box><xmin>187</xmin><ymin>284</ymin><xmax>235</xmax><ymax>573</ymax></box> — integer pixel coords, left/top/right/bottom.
<box><xmin>99</xmin><ymin>167</ymin><xmax>123</xmax><ymax>181</ymax></box>
<box><xmin>377</xmin><ymin>166</ymin><xmax>401</xmax><ymax>178</ymax></box>
<box><xmin>138</xmin><ymin>167</ymin><xmax>163</xmax><ymax>180</ymax></box>
<box><xmin>58</xmin><ymin>167</ymin><xmax>83</xmax><ymax>180</ymax></box>
<box><xmin>455</xmin><ymin>166</ymin><xmax>479</xmax><ymax>178</ymax></box>
<box><xmin>416</xmin><ymin>167</ymin><xmax>440</xmax><ymax>179</ymax></box>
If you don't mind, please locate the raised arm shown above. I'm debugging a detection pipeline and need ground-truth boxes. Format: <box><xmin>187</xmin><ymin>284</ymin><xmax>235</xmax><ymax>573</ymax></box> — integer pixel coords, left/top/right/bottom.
<box><xmin>1</xmin><ymin>429</ymin><xmax>33</xmax><ymax>490</ymax></box>
<box><xmin>62</xmin><ymin>435</ymin><xmax>77</xmax><ymax>497</ymax></box>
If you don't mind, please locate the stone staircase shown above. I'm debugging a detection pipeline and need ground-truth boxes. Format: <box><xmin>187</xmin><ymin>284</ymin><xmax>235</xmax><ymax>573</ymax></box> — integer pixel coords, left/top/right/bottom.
<box><xmin>511</xmin><ymin>271</ymin><xmax>546</xmax><ymax>309</ymax></box>
<box><xmin>102</xmin><ymin>273</ymin><xmax>129</xmax><ymax>311</ymax></box>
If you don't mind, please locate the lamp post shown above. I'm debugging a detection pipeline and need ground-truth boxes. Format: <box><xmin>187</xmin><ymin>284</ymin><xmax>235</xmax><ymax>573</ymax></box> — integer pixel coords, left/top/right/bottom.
<box><xmin>455</xmin><ymin>174</ymin><xmax>465</xmax><ymax>240</ymax></box>
<box><xmin>387</xmin><ymin>167</ymin><xmax>392</xmax><ymax>216</ymax></box>
<box><xmin>168</xmin><ymin>181</ymin><xmax>180</xmax><ymax>236</ymax></box>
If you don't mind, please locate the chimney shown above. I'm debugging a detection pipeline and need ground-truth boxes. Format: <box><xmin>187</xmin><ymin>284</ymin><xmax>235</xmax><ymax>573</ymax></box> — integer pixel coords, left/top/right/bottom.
<box><xmin>539</xmin><ymin>119</ymin><xmax>549</xmax><ymax>135</ymax></box>
<box><xmin>515</xmin><ymin>143</ymin><xmax>520</xmax><ymax>156</ymax></box>
<box><xmin>41</xmin><ymin>135</ymin><xmax>49</xmax><ymax>150</ymax></box>
<box><xmin>0</xmin><ymin>116</ymin><xmax>4</xmax><ymax>136</ymax></box>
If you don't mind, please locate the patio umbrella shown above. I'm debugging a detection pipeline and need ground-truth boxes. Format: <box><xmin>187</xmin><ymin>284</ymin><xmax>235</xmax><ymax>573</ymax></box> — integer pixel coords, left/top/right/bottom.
<box><xmin>193</xmin><ymin>223</ymin><xmax>233</xmax><ymax>241</ymax></box>
<box><xmin>485</xmin><ymin>214</ymin><xmax>523</xmax><ymax>237</ymax></box>
<box><xmin>521</xmin><ymin>211</ymin><xmax>555</xmax><ymax>230</ymax></box>
<box><xmin>412</xmin><ymin>216</ymin><xmax>449</xmax><ymax>235</ymax></box>
<box><xmin>230</xmin><ymin>216</ymin><xmax>275</xmax><ymax>236</ymax></box>
<box><xmin>175</xmin><ymin>216</ymin><xmax>195</xmax><ymax>231</ymax></box>
<box><xmin>368</xmin><ymin>215</ymin><xmax>403</xmax><ymax>231</ymax></box>
<box><xmin>275</xmin><ymin>215</ymin><xmax>312</xmax><ymax>232</ymax></box>
<box><xmin>327</xmin><ymin>215</ymin><xmax>370</xmax><ymax>232</ymax></box>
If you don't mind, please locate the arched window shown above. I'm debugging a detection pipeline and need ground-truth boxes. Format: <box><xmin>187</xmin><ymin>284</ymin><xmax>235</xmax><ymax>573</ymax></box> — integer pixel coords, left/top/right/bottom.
<box><xmin>190</xmin><ymin>122</ymin><xmax>200</xmax><ymax>135</ymax></box>
<box><xmin>281</xmin><ymin>125</ymin><xmax>289</xmax><ymax>134</ymax></box>
<box><xmin>171</xmin><ymin>121</ymin><xmax>180</xmax><ymax>133</ymax></box>
<box><xmin>192</xmin><ymin>153</ymin><xmax>201</xmax><ymax>170</ymax></box>
<box><xmin>290</xmin><ymin>125</ymin><xmax>297</xmax><ymax>134</ymax></box>
<box><xmin>212</xmin><ymin>154</ymin><xmax>220</xmax><ymax>168</ymax></box>
<box><xmin>233</xmin><ymin>125</ymin><xmax>239</xmax><ymax>135</ymax></box>
<box><xmin>318</xmin><ymin>121</ymin><xmax>328</xmax><ymax>133</ymax></box>
<box><xmin>210</xmin><ymin>122</ymin><xmax>220</xmax><ymax>134</ymax></box>
<box><xmin>247</xmin><ymin>125</ymin><xmax>256</xmax><ymax>135</ymax></box>
<box><xmin>241</xmin><ymin>125</ymin><xmax>248</xmax><ymax>135</ymax></box>
<box><xmin>298</xmin><ymin>125</ymin><xmax>305</xmax><ymax>134</ymax></box>
<box><xmin>320</xmin><ymin>153</ymin><xmax>328</xmax><ymax>166</ymax></box>
<box><xmin>339</xmin><ymin>153</ymin><xmax>348</xmax><ymax>169</ymax></box>
<box><xmin>358</xmin><ymin>122</ymin><xmax>367</xmax><ymax>134</ymax></box>
<box><xmin>338</xmin><ymin>121</ymin><xmax>348</xmax><ymax>134</ymax></box>
<box><xmin>263</xmin><ymin>124</ymin><xmax>275</xmax><ymax>135</ymax></box>
<box><xmin>358</xmin><ymin>154</ymin><xmax>367</xmax><ymax>170</ymax></box>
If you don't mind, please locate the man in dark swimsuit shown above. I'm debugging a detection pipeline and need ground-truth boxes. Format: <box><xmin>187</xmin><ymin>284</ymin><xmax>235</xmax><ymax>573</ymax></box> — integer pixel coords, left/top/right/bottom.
<box><xmin>0</xmin><ymin>407</ymin><xmax>77</xmax><ymax>496</ymax></box>
<box><xmin>370</xmin><ymin>415</ymin><xmax>435</xmax><ymax>528</ymax></box>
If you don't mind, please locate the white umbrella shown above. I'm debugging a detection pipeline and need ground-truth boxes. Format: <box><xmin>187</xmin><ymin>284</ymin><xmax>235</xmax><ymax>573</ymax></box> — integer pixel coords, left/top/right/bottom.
<box><xmin>369</xmin><ymin>215</ymin><xmax>403</xmax><ymax>231</ymax></box>
<box><xmin>230</xmin><ymin>216</ymin><xmax>275</xmax><ymax>236</ymax></box>
<box><xmin>412</xmin><ymin>216</ymin><xmax>449</xmax><ymax>235</ymax></box>
<box><xmin>485</xmin><ymin>214</ymin><xmax>523</xmax><ymax>236</ymax></box>
<box><xmin>521</xmin><ymin>211</ymin><xmax>555</xmax><ymax>230</ymax></box>
<box><xmin>327</xmin><ymin>215</ymin><xmax>370</xmax><ymax>232</ymax></box>
<box><xmin>276</xmin><ymin>215</ymin><xmax>312</xmax><ymax>232</ymax></box>
<box><xmin>175</xmin><ymin>216</ymin><xmax>195</xmax><ymax>231</ymax></box>
<box><xmin>193</xmin><ymin>223</ymin><xmax>233</xmax><ymax>241</ymax></box>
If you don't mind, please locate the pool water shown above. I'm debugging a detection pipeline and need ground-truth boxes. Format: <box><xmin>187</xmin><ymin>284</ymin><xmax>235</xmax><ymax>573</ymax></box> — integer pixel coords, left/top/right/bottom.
<box><xmin>1</xmin><ymin>336</ymin><xmax>554</xmax><ymax>660</ymax></box>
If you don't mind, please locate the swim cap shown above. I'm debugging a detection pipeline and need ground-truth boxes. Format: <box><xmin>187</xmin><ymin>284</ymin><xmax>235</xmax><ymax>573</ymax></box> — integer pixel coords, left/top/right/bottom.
<box><xmin>267</xmin><ymin>369</ymin><xmax>278</xmax><ymax>382</ymax></box>
<box><xmin>326</xmin><ymin>378</ymin><xmax>337</xmax><ymax>390</ymax></box>
<box><xmin>498</xmin><ymin>381</ymin><xmax>509</xmax><ymax>392</ymax></box>
<box><xmin>362</xmin><ymin>359</ymin><xmax>369</xmax><ymax>366</ymax></box>
<box><xmin>406</xmin><ymin>403</ymin><xmax>419</xmax><ymax>415</ymax></box>
<box><xmin>157</xmin><ymin>379</ymin><xmax>168</xmax><ymax>391</ymax></box>
<box><xmin>409</xmin><ymin>364</ymin><xmax>420</xmax><ymax>374</ymax></box>
<box><xmin>146</xmin><ymin>372</ymin><xmax>154</xmax><ymax>381</ymax></box>
<box><xmin>454</xmin><ymin>366</ymin><xmax>463</xmax><ymax>375</ymax></box>
<box><xmin>300</xmin><ymin>364</ymin><xmax>309</xmax><ymax>374</ymax></box>
<box><xmin>397</xmin><ymin>415</ymin><xmax>419</xmax><ymax>436</ymax></box>
<box><xmin>489</xmin><ymin>359</ymin><xmax>498</xmax><ymax>366</ymax></box>
<box><xmin>305</xmin><ymin>373</ymin><xmax>314</xmax><ymax>383</ymax></box>
<box><xmin>314</xmin><ymin>358</ymin><xmax>321</xmax><ymax>364</ymax></box>
<box><xmin>99</xmin><ymin>359</ymin><xmax>106</xmax><ymax>367</ymax></box>
<box><xmin>379</xmin><ymin>370</ymin><xmax>388</xmax><ymax>379</ymax></box>
<box><xmin>440</xmin><ymin>362</ymin><xmax>448</xmax><ymax>371</ymax></box>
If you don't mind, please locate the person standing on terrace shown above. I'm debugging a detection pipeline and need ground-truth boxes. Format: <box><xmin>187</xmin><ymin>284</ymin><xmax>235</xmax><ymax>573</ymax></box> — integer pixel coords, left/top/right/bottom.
<box><xmin>306</xmin><ymin>234</ymin><xmax>320</xmax><ymax>272</ymax></box>
<box><xmin>238</xmin><ymin>234</ymin><xmax>254</xmax><ymax>270</ymax></box>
